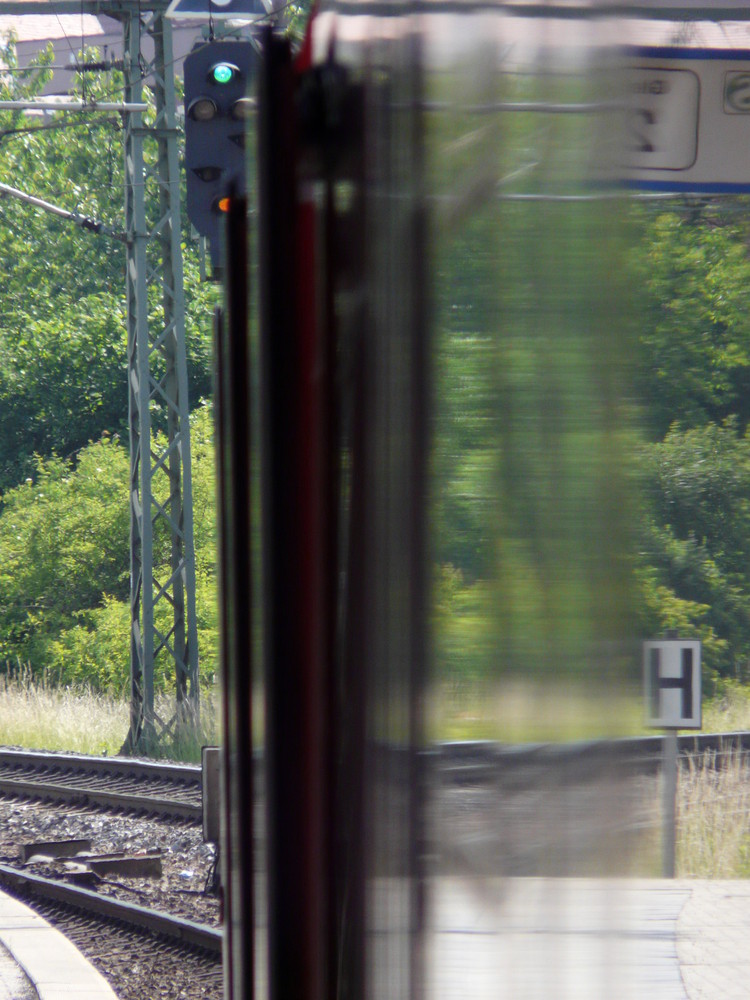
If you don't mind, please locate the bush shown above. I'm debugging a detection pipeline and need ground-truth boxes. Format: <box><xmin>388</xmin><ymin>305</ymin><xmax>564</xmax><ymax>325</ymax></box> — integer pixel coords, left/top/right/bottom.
<box><xmin>0</xmin><ymin>405</ymin><xmax>219</xmax><ymax>693</ymax></box>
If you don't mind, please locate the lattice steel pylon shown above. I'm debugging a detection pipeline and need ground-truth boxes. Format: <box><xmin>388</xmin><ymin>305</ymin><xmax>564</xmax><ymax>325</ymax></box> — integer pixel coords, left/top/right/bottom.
<box><xmin>121</xmin><ymin>6</ymin><xmax>200</xmax><ymax>753</ymax></box>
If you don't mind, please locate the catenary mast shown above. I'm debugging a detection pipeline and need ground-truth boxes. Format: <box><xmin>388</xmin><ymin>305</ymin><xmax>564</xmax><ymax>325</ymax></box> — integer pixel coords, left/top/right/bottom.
<box><xmin>0</xmin><ymin>1</ymin><xmax>199</xmax><ymax>752</ymax></box>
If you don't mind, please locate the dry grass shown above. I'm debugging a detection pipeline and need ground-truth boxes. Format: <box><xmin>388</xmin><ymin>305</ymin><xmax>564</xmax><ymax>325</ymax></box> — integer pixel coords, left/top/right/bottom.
<box><xmin>673</xmin><ymin>682</ymin><xmax>750</xmax><ymax>878</ymax></box>
<box><xmin>0</xmin><ymin>670</ymin><xmax>220</xmax><ymax>760</ymax></box>
<box><xmin>676</xmin><ymin>748</ymin><xmax>750</xmax><ymax>879</ymax></box>
<box><xmin>426</xmin><ymin>678</ymin><xmax>645</xmax><ymax>743</ymax></box>
<box><xmin>0</xmin><ymin>672</ymin><xmax>128</xmax><ymax>755</ymax></box>
<box><xmin>427</xmin><ymin>677</ymin><xmax>750</xmax><ymax>744</ymax></box>
<box><xmin>702</xmin><ymin>682</ymin><xmax>750</xmax><ymax>733</ymax></box>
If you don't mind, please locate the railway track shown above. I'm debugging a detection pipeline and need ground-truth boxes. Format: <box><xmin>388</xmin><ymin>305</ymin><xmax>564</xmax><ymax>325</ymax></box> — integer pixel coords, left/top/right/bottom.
<box><xmin>0</xmin><ymin>733</ymin><xmax>744</xmax><ymax>997</ymax></box>
<box><xmin>0</xmin><ymin>862</ymin><xmax>223</xmax><ymax>1000</ymax></box>
<box><xmin>0</xmin><ymin>731</ymin><xmax>747</xmax><ymax>818</ymax></box>
<box><xmin>0</xmin><ymin>749</ymin><xmax>202</xmax><ymax>821</ymax></box>
<box><xmin>0</xmin><ymin>755</ymin><xmax>219</xmax><ymax>999</ymax></box>
<box><xmin>0</xmin><ymin>862</ymin><xmax>221</xmax><ymax>954</ymax></box>
<box><xmin>430</xmin><ymin>730</ymin><xmax>750</xmax><ymax>783</ymax></box>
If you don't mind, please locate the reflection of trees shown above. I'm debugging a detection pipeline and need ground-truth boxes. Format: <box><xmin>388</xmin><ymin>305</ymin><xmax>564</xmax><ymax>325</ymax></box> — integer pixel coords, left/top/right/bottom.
<box><xmin>434</xmin><ymin>194</ymin><xmax>750</xmax><ymax>691</ymax></box>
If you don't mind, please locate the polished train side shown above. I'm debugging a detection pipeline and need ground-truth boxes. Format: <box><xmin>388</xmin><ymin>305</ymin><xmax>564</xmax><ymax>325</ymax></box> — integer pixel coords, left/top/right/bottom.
<box><xmin>217</xmin><ymin>8</ymin><xmax>643</xmax><ymax>1000</ymax></box>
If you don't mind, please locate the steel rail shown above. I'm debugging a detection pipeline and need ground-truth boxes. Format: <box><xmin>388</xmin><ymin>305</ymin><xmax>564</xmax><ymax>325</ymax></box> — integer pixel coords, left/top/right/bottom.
<box><xmin>0</xmin><ymin>863</ymin><xmax>222</xmax><ymax>955</ymax></box>
<box><xmin>429</xmin><ymin>730</ymin><xmax>750</xmax><ymax>783</ymax></box>
<box><xmin>4</xmin><ymin>732</ymin><xmax>750</xmax><ymax>778</ymax></box>
<box><xmin>434</xmin><ymin>730</ymin><xmax>750</xmax><ymax>761</ymax></box>
<box><xmin>0</xmin><ymin>749</ymin><xmax>201</xmax><ymax>821</ymax></box>
<box><xmin>0</xmin><ymin>777</ymin><xmax>201</xmax><ymax>820</ymax></box>
<box><xmin>0</xmin><ymin>749</ymin><xmax>200</xmax><ymax>784</ymax></box>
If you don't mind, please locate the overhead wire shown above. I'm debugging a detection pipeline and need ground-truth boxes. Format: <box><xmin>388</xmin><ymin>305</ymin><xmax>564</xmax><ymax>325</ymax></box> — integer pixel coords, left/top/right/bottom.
<box><xmin>54</xmin><ymin>12</ymin><xmax>79</xmax><ymax>65</ymax></box>
<box><xmin>0</xmin><ymin>7</ymin><xmax>122</xmax><ymax>217</ymax></box>
<box><xmin>80</xmin><ymin>0</ymin><xmax>87</xmax><ymax>104</ymax></box>
<box><xmin>0</xmin><ymin>117</ymin><xmax>120</xmax><ymax>145</ymax></box>
<box><xmin>0</xmin><ymin>0</ymin><xmax>298</xmax><ymax>182</ymax></box>
<box><xmin>4</xmin><ymin>2</ymin><xmax>298</xmax><ymax>107</ymax></box>
<box><xmin>81</xmin><ymin>1</ymin><xmax>297</xmax><ymax>105</ymax></box>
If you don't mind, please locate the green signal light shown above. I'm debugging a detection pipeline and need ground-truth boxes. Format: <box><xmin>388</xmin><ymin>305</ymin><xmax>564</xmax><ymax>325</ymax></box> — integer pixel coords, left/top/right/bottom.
<box><xmin>211</xmin><ymin>62</ymin><xmax>236</xmax><ymax>85</ymax></box>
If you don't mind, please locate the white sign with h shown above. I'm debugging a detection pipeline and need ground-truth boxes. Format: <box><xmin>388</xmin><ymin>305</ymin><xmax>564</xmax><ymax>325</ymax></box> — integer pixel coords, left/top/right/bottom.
<box><xmin>643</xmin><ymin>639</ymin><xmax>701</xmax><ymax>729</ymax></box>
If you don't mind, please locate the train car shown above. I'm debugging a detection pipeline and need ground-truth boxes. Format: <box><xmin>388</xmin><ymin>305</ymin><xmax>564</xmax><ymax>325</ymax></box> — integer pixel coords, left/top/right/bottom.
<box><xmin>215</xmin><ymin>4</ymin><xmax>670</xmax><ymax>999</ymax></box>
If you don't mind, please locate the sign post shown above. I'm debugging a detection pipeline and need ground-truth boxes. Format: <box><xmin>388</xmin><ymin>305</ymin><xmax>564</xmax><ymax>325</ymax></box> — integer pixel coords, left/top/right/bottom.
<box><xmin>661</xmin><ymin>731</ymin><xmax>678</xmax><ymax>878</ymax></box>
<box><xmin>643</xmin><ymin>638</ymin><xmax>702</xmax><ymax>877</ymax></box>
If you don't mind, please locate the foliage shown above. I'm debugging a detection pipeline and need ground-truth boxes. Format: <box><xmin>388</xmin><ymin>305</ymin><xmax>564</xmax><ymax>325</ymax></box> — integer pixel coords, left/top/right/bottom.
<box><xmin>634</xmin><ymin>421</ymin><xmax>750</xmax><ymax>685</ymax></box>
<box><xmin>433</xmin><ymin>564</ymin><xmax>495</xmax><ymax>687</ymax></box>
<box><xmin>0</xmin><ymin>436</ymin><xmax>129</xmax><ymax>676</ymax></box>
<box><xmin>431</xmin><ymin>193</ymin><xmax>750</xmax><ymax>692</ymax></box>
<box><xmin>0</xmin><ymin>38</ymin><xmax>217</xmax><ymax>489</ymax></box>
<box><xmin>0</xmin><ymin>406</ymin><xmax>218</xmax><ymax>693</ymax></box>
<box><xmin>284</xmin><ymin>0</ymin><xmax>314</xmax><ymax>43</ymax></box>
<box><xmin>432</xmin><ymin>185</ymin><xmax>637</xmax><ymax>691</ymax></box>
<box><xmin>629</xmin><ymin>202</ymin><xmax>750</xmax><ymax>684</ymax></box>
<box><xmin>632</xmin><ymin>206</ymin><xmax>750</xmax><ymax>440</ymax></box>
<box><xmin>49</xmin><ymin>596</ymin><xmax>131</xmax><ymax>691</ymax></box>
<box><xmin>3</xmin><ymin>33</ymin><xmax>750</xmax><ymax>714</ymax></box>
<box><xmin>0</xmin><ymin>35</ymin><xmax>220</xmax><ymax>703</ymax></box>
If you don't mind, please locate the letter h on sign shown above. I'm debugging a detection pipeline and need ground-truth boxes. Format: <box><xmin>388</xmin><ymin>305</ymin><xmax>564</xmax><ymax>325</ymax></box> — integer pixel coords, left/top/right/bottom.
<box><xmin>643</xmin><ymin>640</ymin><xmax>701</xmax><ymax>730</ymax></box>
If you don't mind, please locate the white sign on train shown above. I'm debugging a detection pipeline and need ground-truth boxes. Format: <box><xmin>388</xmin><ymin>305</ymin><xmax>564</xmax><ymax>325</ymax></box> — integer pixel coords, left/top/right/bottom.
<box><xmin>626</xmin><ymin>47</ymin><xmax>750</xmax><ymax>193</ymax></box>
<box><xmin>166</xmin><ymin>0</ymin><xmax>265</xmax><ymax>19</ymax></box>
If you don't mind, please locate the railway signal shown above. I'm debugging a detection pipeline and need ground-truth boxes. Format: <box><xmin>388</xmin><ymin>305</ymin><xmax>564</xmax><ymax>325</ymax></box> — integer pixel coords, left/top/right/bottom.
<box><xmin>183</xmin><ymin>40</ymin><xmax>256</xmax><ymax>268</ymax></box>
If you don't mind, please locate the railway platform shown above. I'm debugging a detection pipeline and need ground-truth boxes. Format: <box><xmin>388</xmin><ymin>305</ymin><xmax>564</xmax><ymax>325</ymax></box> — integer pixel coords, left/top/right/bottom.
<box><xmin>0</xmin><ymin>888</ymin><xmax>115</xmax><ymax>1000</ymax></box>
<box><xmin>0</xmin><ymin>875</ymin><xmax>745</xmax><ymax>998</ymax></box>
<box><xmin>426</xmin><ymin>876</ymin><xmax>750</xmax><ymax>999</ymax></box>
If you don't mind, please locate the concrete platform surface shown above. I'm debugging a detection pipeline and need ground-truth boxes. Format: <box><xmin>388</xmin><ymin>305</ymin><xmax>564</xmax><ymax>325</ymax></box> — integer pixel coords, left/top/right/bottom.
<box><xmin>0</xmin><ymin>876</ymin><xmax>745</xmax><ymax>999</ymax></box>
<box><xmin>0</xmin><ymin>890</ymin><xmax>116</xmax><ymax>1000</ymax></box>
<box><xmin>426</xmin><ymin>877</ymin><xmax>750</xmax><ymax>1000</ymax></box>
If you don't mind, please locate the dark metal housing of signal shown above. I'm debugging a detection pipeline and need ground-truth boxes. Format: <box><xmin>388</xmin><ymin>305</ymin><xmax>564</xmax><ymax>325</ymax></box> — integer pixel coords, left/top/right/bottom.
<box><xmin>183</xmin><ymin>40</ymin><xmax>257</xmax><ymax>268</ymax></box>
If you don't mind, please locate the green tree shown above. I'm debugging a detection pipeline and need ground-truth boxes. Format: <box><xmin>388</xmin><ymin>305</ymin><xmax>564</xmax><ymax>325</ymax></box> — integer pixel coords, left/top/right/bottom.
<box><xmin>0</xmin><ymin>436</ymin><xmax>129</xmax><ymax>675</ymax></box>
<box><xmin>0</xmin><ymin>405</ymin><xmax>218</xmax><ymax>691</ymax></box>
<box><xmin>632</xmin><ymin>204</ymin><xmax>750</xmax><ymax>439</ymax></box>
<box><xmin>0</xmin><ymin>37</ymin><xmax>217</xmax><ymax>490</ymax></box>
<box><xmin>629</xmin><ymin>200</ymin><xmax>750</xmax><ymax>683</ymax></box>
<box><xmin>637</xmin><ymin>421</ymin><xmax>750</xmax><ymax>682</ymax></box>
